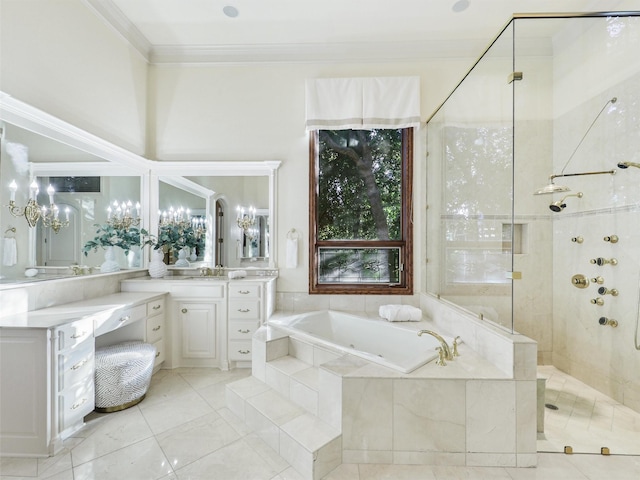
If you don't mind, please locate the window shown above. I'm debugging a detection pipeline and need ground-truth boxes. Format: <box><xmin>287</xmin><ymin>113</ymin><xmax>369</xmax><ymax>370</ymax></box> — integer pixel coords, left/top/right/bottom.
<box><xmin>309</xmin><ymin>128</ymin><xmax>413</xmax><ymax>294</ymax></box>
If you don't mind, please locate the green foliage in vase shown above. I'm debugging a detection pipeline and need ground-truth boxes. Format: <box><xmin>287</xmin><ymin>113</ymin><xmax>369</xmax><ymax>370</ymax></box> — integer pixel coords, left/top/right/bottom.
<box><xmin>82</xmin><ymin>224</ymin><xmax>149</xmax><ymax>256</ymax></box>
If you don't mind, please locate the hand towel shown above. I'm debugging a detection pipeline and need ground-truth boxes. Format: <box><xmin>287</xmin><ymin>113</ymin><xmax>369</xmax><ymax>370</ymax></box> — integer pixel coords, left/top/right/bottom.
<box><xmin>2</xmin><ymin>237</ymin><xmax>17</xmax><ymax>267</ymax></box>
<box><xmin>286</xmin><ymin>237</ymin><xmax>298</xmax><ymax>268</ymax></box>
<box><xmin>228</xmin><ymin>270</ymin><xmax>247</xmax><ymax>279</ymax></box>
<box><xmin>379</xmin><ymin>304</ymin><xmax>422</xmax><ymax>322</ymax></box>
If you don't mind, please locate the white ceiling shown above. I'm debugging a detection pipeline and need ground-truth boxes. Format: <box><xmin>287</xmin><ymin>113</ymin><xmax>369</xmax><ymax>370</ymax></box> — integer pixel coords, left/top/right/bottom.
<box><xmin>86</xmin><ymin>0</ymin><xmax>637</xmax><ymax>63</ymax></box>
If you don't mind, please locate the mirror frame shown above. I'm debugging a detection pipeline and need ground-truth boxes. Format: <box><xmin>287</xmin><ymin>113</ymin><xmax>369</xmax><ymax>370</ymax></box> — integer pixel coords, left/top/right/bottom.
<box><xmin>1</xmin><ymin>92</ymin><xmax>281</xmax><ymax>281</ymax></box>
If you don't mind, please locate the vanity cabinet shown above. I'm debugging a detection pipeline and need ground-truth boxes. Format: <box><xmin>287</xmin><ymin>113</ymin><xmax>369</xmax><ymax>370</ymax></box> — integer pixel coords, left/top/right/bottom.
<box><xmin>176</xmin><ymin>301</ymin><xmax>220</xmax><ymax>365</ymax></box>
<box><xmin>121</xmin><ymin>276</ymin><xmax>276</xmax><ymax>369</ymax></box>
<box><xmin>0</xmin><ymin>292</ymin><xmax>167</xmax><ymax>457</ymax></box>
<box><xmin>54</xmin><ymin>317</ymin><xmax>95</xmax><ymax>438</ymax></box>
<box><xmin>227</xmin><ymin>282</ymin><xmax>263</xmax><ymax>365</ymax></box>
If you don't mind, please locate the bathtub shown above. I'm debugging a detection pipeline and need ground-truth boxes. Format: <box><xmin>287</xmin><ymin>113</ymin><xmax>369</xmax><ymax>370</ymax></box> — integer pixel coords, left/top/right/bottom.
<box><xmin>268</xmin><ymin>310</ymin><xmax>454</xmax><ymax>373</ymax></box>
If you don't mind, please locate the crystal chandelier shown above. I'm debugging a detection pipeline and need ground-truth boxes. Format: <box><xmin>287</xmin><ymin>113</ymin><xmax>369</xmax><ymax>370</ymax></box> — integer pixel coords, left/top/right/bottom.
<box><xmin>106</xmin><ymin>200</ymin><xmax>141</xmax><ymax>230</ymax></box>
<box><xmin>159</xmin><ymin>206</ymin><xmax>191</xmax><ymax>229</ymax></box>
<box><xmin>7</xmin><ymin>179</ymin><xmax>70</xmax><ymax>233</ymax></box>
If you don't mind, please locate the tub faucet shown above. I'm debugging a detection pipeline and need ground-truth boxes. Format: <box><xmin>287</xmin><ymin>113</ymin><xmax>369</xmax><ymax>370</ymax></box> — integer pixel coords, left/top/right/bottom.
<box><xmin>417</xmin><ymin>330</ymin><xmax>453</xmax><ymax>361</ymax></box>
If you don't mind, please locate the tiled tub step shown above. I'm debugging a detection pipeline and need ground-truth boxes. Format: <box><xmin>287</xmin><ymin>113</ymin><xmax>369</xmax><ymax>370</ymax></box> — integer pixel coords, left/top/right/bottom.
<box><xmin>226</xmin><ymin>376</ymin><xmax>341</xmax><ymax>480</ymax></box>
<box><xmin>266</xmin><ymin>355</ymin><xmax>320</xmax><ymax>415</ymax></box>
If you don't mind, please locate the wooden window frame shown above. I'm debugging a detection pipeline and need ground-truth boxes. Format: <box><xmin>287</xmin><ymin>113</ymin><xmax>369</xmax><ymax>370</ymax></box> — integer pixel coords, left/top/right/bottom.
<box><xmin>308</xmin><ymin>128</ymin><xmax>413</xmax><ymax>295</ymax></box>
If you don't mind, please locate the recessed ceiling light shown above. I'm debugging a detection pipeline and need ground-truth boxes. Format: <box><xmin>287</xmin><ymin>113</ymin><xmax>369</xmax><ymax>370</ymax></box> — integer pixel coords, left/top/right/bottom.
<box><xmin>452</xmin><ymin>0</ymin><xmax>470</xmax><ymax>13</ymax></box>
<box><xmin>223</xmin><ymin>5</ymin><xmax>239</xmax><ymax>18</ymax></box>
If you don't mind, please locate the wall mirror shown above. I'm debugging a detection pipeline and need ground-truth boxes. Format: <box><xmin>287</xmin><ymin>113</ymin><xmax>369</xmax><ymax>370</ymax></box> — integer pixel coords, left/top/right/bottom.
<box><xmin>0</xmin><ymin>93</ymin><xmax>280</xmax><ymax>286</ymax></box>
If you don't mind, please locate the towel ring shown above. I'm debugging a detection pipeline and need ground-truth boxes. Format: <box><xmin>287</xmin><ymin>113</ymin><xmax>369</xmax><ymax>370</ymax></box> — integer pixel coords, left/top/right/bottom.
<box><xmin>4</xmin><ymin>226</ymin><xmax>16</xmax><ymax>236</ymax></box>
<box><xmin>287</xmin><ymin>228</ymin><xmax>300</xmax><ymax>239</ymax></box>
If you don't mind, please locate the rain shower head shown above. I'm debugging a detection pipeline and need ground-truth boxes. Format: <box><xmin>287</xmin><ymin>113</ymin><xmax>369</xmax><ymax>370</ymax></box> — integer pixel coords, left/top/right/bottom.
<box><xmin>549</xmin><ymin>192</ymin><xmax>583</xmax><ymax>212</ymax></box>
<box><xmin>617</xmin><ymin>161</ymin><xmax>640</xmax><ymax>169</ymax></box>
<box><xmin>534</xmin><ymin>97</ymin><xmax>617</xmax><ymax>195</ymax></box>
<box><xmin>534</xmin><ymin>178</ymin><xmax>570</xmax><ymax>195</ymax></box>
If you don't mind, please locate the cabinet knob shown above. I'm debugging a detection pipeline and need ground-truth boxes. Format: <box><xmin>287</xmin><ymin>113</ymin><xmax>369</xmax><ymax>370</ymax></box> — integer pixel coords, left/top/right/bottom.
<box><xmin>119</xmin><ymin>315</ymin><xmax>130</xmax><ymax>323</ymax></box>
<box><xmin>70</xmin><ymin>331</ymin><xmax>87</xmax><ymax>339</ymax></box>
<box><xmin>155</xmin><ymin>351</ymin><xmax>161</xmax><ymax>358</ymax></box>
<box><xmin>152</xmin><ymin>304</ymin><xmax>161</xmax><ymax>310</ymax></box>
<box><xmin>152</xmin><ymin>325</ymin><xmax>161</xmax><ymax>331</ymax></box>
<box><xmin>238</xmin><ymin>329</ymin><xmax>251</xmax><ymax>334</ymax></box>
<box><xmin>238</xmin><ymin>308</ymin><xmax>250</xmax><ymax>313</ymax></box>
<box><xmin>238</xmin><ymin>349</ymin><xmax>250</xmax><ymax>355</ymax></box>
<box><xmin>182</xmin><ymin>308</ymin><xmax>188</xmax><ymax>313</ymax></box>
<box><xmin>238</xmin><ymin>290</ymin><xmax>250</xmax><ymax>294</ymax></box>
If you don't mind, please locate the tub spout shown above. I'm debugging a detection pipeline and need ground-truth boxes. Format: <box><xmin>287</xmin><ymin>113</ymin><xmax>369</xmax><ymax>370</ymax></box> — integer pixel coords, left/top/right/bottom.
<box><xmin>417</xmin><ymin>330</ymin><xmax>453</xmax><ymax>361</ymax></box>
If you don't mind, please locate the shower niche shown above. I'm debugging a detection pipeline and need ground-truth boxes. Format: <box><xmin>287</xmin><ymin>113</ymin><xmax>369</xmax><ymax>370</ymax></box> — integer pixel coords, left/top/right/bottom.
<box><xmin>426</xmin><ymin>12</ymin><xmax>640</xmax><ymax>455</ymax></box>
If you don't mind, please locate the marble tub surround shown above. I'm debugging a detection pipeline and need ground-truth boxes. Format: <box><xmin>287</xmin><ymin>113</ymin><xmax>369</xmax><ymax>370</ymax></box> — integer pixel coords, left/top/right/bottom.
<box><xmin>230</xmin><ymin>308</ymin><xmax>537</xmax><ymax>477</ymax></box>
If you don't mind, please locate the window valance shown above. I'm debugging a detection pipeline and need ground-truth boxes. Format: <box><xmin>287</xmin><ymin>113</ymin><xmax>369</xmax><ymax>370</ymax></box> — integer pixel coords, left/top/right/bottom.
<box><xmin>305</xmin><ymin>76</ymin><xmax>421</xmax><ymax>131</ymax></box>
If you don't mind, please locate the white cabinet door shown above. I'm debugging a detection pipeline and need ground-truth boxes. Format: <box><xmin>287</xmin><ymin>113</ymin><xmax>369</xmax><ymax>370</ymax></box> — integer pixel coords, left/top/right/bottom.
<box><xmin>178</xmin><ymin>302</ymin><xmax>219</xmax><ymax>365</ymax></box>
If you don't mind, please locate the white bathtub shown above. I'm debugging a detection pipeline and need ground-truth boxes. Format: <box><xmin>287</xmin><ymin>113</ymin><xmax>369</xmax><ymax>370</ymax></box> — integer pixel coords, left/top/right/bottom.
<box><xmin>268</xmin><ymin>310</ymin><xmax>454</xmax><ymax>373</ymax></box>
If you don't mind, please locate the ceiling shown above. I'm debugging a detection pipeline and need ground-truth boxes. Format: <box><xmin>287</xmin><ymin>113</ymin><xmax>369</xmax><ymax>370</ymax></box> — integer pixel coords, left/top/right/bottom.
<box><xmin>85</xmin><ymin>0</ymin><xmax>637</xmax><ymax>64</ymax></box>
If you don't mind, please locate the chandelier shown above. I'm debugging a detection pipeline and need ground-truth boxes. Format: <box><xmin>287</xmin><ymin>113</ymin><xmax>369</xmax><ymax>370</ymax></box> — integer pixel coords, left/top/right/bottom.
<box><xmin>160</xmin><ymin>206</ymin><xmax>191</xmax><ymax>229</ymax></box>
<box><xmin>236</xmin><ymin>206</ymin><xmax>256</xmax><ymax>232</ymax></box>
<box><xmin>191</xmin><ymin>215</ymin><xmax>206</xmax><ymax>239</ymax></box>
<box><xmin>106</xmin><ymin>200</ymin><xmax>141</xmax><ymax>230</ymax></box>
<box><xmin>7</xmin><ymin>179</ymin><xmax>70</xmax><ymax>233</ymax></box>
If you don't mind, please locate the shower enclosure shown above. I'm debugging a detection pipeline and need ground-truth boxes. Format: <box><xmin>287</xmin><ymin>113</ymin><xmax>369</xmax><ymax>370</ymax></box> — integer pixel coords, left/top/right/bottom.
<box><xmin>426</xmin><ymin>12</ymin><xmax>640</xmax><ymax>453</ymax></box>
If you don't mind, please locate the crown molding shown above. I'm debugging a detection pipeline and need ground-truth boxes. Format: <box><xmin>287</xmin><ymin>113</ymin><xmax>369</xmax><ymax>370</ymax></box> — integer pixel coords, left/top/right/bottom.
<box><xmin>83</xmin><ymin>0</ymin><xmax>152</xmax><ymax>61</ymax></box>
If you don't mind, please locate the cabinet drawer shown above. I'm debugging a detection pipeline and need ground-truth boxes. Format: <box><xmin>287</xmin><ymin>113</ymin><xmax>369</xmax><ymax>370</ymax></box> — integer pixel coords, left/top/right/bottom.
<box><xmin>58</xmin><ymin>382</ymin><xmax>94</xmax><ymax>432</ymax></box>
<box><xmin>229</xmin><ymin>283</ymin><xmax>261</xmax><ymax>298</ymax></box>
<box><xmin>94</xmin><ymin>303</ymin><xmax>146</xmax><ymax>337</ymax></box>
<box><xmin>58</xmin><ymin>342</ymin><xmax>94</xmax><ymax>392</ymax></box>
<box><xmin>228</xmin><ymin>340</ymin><xmax>253</xmax><ymax>361</ymax></box>
<box><xmin>152</xmin><ymin>339</ymin><xmax>165</xmax><ymax>367</ymax></box>
<box><xmin>147</xmin><ymin>298</ymin><xmax>165</xmax><ymax>317</ymax></box>
<box><xmin>146</xmin><ymin>315</ymin><xmax>164</xmax><ymax>344</ymax></box>
<box><xmin>228</xmin><ymin>300</ymin><xmax>261</xmax><ymax>320</ymax></box>
<box><xmin>57</xmin><ymin>318</ymin><xmax>93</xmax><ymax>351</ymax></box>
<box><xmin>228</xmin><ymin>320</ymin><xmax>259</xmax><ymax>340</ymax></box>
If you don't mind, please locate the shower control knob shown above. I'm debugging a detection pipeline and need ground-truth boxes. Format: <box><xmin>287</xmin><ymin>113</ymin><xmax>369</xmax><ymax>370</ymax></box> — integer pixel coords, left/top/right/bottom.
<box><xmin>591</xmin><ymin>276</ymin><xmax>605</xmax><ymax>284</ymax></box>
<box><xmin>571</xmin><ymin>274</ymin><xmax>589</xmax><ymax>288</ymax></box>
<box><xmin>571</xmin><ymin>236</ymin><xmax>584</xmax><ymax>244</ymax></box>
<box><xmin>603</xmin><ymin>235</ymin><xmax>619</xmax><ymax>243</ymax></box>
<box><xmin>597</xmin><ymin>286</ymin><xmax>619</xmax><ymax>296</ymax></box>
<box><xmin>598</xmin><ymin>317</ymin><xmax>618</xmax><ymax>327</ymax></box>
<box><xmin>590</xmin><ymin>297</ymin><xmax>604</xmax><ymax>306</ymax></box>
<box><xmin>590</xmin><ymin>257</ymin><xmax>618</xmax><ymax>266</ymax></box>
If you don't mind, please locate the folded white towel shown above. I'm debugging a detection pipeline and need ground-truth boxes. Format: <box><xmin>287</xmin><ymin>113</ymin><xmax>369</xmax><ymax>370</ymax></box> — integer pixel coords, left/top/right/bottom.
<box><xmin>228</xmin><ymin>270</ymin><xmax>247</xmax><ymax>279</ymax></box>
<box><xmin>379</xmin><ymin>304</ymin><xmax>422</xmax><ymax>322</ymax></box>
<box><xmin>2</xmin><ymin>237</ymin><xmax>17</xmax><ymax>267</ymax></box>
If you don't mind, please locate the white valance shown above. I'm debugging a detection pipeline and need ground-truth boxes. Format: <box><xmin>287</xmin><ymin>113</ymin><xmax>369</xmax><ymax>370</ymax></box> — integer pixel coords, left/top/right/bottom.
<box><xmin>305</xmin><ymin>76</ymin><xmax>421</xmax><ymax>131</ymax></box>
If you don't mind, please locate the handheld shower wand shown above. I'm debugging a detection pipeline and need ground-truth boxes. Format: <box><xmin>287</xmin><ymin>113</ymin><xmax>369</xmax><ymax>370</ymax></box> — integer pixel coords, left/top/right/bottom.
<box><xmin>549</xmin><ymin>192</ymin><xmax>583</xmax><ymax>212</ymax></box>
<box><xmin>617</xmin><ymin>161</ymin><xmax>640</xmax><ymax>169</ymax></box>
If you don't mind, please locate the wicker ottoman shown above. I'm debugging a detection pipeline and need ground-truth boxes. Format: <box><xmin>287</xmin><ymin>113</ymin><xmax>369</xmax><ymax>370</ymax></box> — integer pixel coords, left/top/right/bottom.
<box><xmin>94</xmin><ymin>341</ymin><xmax>156</xmax><ymax>413</ymax></box>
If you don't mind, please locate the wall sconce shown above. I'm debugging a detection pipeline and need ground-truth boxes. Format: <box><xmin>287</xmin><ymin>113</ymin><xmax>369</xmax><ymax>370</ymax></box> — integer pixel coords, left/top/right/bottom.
<box><xmin>7</xmin><ymin>179</ymin><xmax>70</xmax><ymax>233</ymax></box>
<box><xmin>236</xmin><ymin>205</ymin><xmax>256</xmax><ymax>232</ymax></box>
<box><xmin>107</xmin><ymin>200</ymin><xmax>141</xmax><ymax>230</ymax></box>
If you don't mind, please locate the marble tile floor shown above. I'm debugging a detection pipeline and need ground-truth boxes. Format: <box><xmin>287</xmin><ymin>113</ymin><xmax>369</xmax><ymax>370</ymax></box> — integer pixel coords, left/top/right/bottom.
<box><xmin>537</xmin><ymin>365</ymin><xmax>640</xmax><ymax>456</ymax></box>
<box><xmin>1</xmin><ymin>367</ymin><xmax>639</xmax><ymax>480</ymax></box>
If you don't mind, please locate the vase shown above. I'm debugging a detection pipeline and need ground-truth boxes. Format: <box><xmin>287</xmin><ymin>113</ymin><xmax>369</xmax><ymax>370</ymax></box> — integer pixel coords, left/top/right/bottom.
<box><xmin>174</xmin><ymin>247</ymin><xmax>190</xmax><ymax>267</ymax></box>
<box><xmin>100</xmin><ymin>246</ymin><xmax>120</xmax><ymax>273</ymax></box>
<box><xmin>189</xmin><ymin>247</ymin><xmax>197</xmax><ymax>262</ymax></box>
<box><xmin>148</xmin><ymin>249</ymin><xmax>168</xmax><ymax>278</ymax></box>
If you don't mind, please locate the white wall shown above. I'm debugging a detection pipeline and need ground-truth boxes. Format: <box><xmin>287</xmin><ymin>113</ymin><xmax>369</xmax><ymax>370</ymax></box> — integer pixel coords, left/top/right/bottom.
<box><xmin>149</xmin><ymin>60</ymin><xmax>474</xmax><ymax>293</ymax></box>
<box><xmin>0</xmin><ymin>0</ymin><xmax>148</xmax><ymax>155</ymax></box>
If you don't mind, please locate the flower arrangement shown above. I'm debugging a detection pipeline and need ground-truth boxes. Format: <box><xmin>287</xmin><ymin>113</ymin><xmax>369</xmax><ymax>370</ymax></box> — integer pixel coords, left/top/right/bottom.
<box><xmin>82</xmin><ymin>223</ymin><xmax>149</xmax><ymax>257</ymax></box>
<box><xmin>157</xmin><ymin>224</ymin><xmax>202</xmax><ymax>252</ymax></box>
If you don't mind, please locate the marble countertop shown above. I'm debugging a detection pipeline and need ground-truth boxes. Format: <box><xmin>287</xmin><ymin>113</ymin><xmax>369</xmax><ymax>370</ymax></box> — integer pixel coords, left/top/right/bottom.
<box><xmin>121</xmin><ymin>275</ymin><xmax>277</xmax><ymax>283</ymax></box>
<box><xmin>0</xmin><ymin>291</ymin><xmax>167</xmax><ymax>329</ymax></box>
